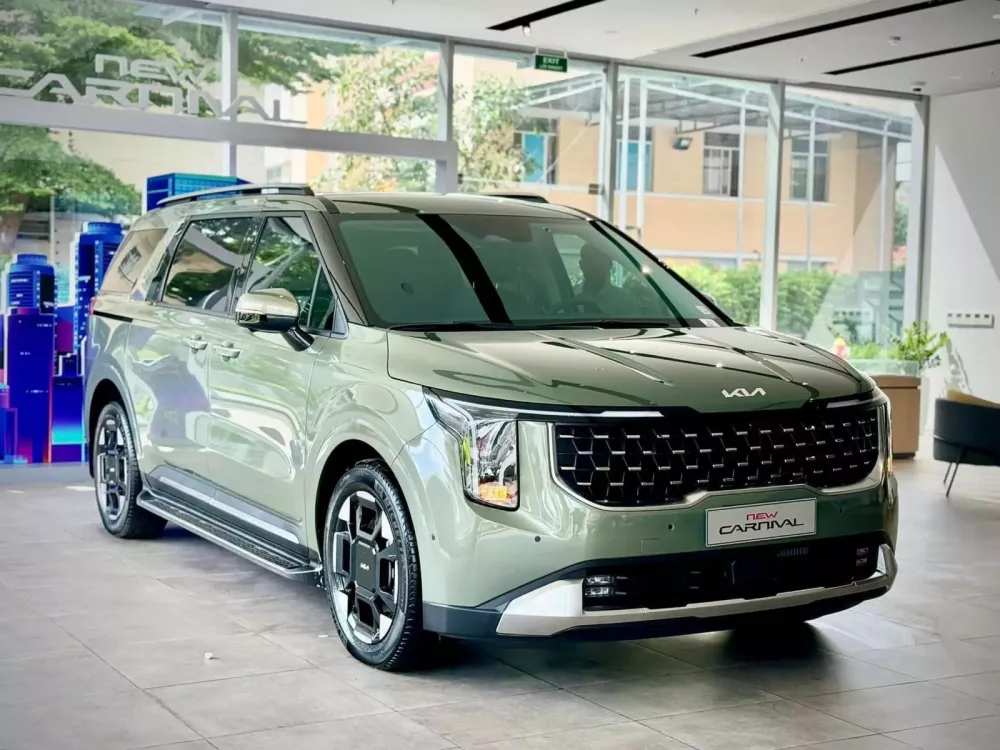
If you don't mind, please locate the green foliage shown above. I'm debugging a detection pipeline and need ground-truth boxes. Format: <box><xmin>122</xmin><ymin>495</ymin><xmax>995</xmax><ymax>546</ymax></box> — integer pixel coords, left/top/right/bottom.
<box><xmin>674</xmin><ymin>264</ymin><xmax>839</xmax><ymax>338</ymax></box>
<box><xmin>455</xmin><ymin>76</ymin><xmax>534</xmax><ymax>188</ymax></box>
<box><xmin>887</xmin><ymin>321</ymin><xmax>949</xmax><ymax>370</ymax></box>
<box><xmin>318</xmin><ymin>50</ymin><xmax>533</xmax><ymax>192</ymax></box>
<box><xmin>894</xmin><ymin>202</ymin><xmax>908</xmax><ymax>246</ymax></box>
<box><xmin>0</xmin><ymin>0</ymin><xmax>352</xmax><ymax>252</ymax></box>
<box><xmin>849</xmin><ymin>341</ymin><xmax>887</xmax><ymax>360</ymax></box>
<box><xmin>320</xmin><ymin>49</ymin><xmax>438</xmax><ymax>192</ymax></box>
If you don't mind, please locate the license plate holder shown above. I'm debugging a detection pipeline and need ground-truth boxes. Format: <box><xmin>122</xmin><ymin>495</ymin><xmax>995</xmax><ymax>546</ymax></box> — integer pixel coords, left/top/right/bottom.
<box><xmin>706</xmin><ymin>498</ymin><xmax>817</xmax><ymax>547</ymax></box>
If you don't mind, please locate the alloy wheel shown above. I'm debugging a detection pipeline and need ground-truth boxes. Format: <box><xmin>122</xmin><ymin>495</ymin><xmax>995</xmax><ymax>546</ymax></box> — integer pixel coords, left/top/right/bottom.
<box><xmin>331</xmin><ymin>489</ymin><xmax>399</xmax><ymax>644</ymax></box>
<box><xmin>95</xmin><ymin>414</ymin><xmax>129</xmax><ymax>522</ymax></box>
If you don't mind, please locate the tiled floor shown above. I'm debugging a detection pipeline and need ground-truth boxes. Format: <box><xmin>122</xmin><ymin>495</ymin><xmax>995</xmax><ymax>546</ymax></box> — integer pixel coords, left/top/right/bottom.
<box><xmin>2</xmin><ymin>458</ymin><xmax>1000</xmax><ymax>749</ymax></box>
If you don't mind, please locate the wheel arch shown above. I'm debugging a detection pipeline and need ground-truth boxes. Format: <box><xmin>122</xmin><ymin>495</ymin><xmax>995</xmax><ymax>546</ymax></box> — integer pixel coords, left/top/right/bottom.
<box><xmin>86</xmin><ymin>374</ymin><xmax>138</xmax><ymax>478</ymax></box>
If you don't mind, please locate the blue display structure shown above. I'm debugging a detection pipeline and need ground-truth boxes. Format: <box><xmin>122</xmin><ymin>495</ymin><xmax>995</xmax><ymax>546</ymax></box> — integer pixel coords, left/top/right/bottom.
<box><xmin>0</xmin><ymin>222</ymin><xmax>123</xmax><ymax>464</ymax></box>
<box><xmin>145</xmin><ymin>173</ymin><xmax>248</xmax><ymax>212</ymax></box>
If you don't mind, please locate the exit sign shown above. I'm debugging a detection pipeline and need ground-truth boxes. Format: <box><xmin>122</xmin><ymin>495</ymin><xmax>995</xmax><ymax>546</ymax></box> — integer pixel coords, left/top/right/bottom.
<box><xmin>534</xmin><ymin>54</ymin><xmax>568</xmax><ymax>73</ymax></box>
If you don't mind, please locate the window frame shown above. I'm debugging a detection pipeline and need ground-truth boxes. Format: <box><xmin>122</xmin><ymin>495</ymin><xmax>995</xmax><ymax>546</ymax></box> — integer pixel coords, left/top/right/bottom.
<box><xmin>151</xmin><ymin>212</ymin><xmax>262</xmax><ymax>317</ymax></box>
<box><xmin>233</xmin><ymin>210</ymin><xmax>348</xmax><ymax>338</ymax></box>
<box><xmin>702</xmin><ymin>144</ymin><xmax>740</xmax><ymax>197</ymax></box>
<box><xmin>789</xmin><ymin>138</ymin><xmax>830</xmax><ymax>202</ymax></box>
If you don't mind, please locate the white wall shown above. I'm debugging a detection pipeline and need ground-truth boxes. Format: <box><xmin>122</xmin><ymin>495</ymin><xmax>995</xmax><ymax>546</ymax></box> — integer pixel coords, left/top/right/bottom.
<box><xmin>925</xmin><ymin>87</ymin><xmax>1000</xmax><ymax>403</ymax></box>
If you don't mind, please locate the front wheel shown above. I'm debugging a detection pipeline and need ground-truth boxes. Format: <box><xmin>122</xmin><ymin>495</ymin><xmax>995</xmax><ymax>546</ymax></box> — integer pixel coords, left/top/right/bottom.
<box><xmin>323</xmin><ymin>459</ymin><xmax>427</xmax><ymax>671</ymax></box>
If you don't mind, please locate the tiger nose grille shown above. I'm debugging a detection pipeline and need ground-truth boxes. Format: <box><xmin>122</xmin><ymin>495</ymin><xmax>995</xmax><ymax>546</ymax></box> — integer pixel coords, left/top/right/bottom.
<box><xmin>554</xmin><ymin>406</ymin><xmax>881</xmax><ymax>507</ymax></box>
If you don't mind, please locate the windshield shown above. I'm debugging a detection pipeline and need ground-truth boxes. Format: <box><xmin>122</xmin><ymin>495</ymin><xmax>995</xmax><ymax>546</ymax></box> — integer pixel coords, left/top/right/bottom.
<box><xmin>331</xmin><ymin>212</ymin><xmax>732</xmax><ymax>330</ymax></box>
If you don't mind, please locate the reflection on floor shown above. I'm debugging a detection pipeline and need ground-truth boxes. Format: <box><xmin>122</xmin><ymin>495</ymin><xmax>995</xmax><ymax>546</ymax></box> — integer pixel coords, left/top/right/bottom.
<box><xmin>2</xmin><ymin>457</ymin><xmax>1000</xmax><ymax>749</ymax></box>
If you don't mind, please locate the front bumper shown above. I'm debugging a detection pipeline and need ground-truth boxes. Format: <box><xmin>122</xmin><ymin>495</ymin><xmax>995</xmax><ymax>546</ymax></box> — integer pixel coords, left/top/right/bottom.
<box><xmin>424</xmin><ymin>543</ymin><xmax>896</xmax><ymax>640</ymax></box>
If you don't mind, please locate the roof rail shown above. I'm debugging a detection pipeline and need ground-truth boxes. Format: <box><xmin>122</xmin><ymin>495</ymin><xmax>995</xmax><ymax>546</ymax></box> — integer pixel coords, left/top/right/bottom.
<box><xmin>480</xmin><ymin>192</ymin><xmax>549</xmax><ymax>204</ymax></box>
<box><xmin>158</xmin><ymin>183</ymin><xmax>315</xmax><ymax>207</ymax></box>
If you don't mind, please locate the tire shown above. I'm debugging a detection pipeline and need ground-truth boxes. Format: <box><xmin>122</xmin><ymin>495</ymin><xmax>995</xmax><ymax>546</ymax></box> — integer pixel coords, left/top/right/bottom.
<box><xmin>92</xmin><ymin>401</ymin><xmax>166</xmax><ymax>540</ymax></box>
<box><xmin>322</xmin><ymin>459</ymin><xmax>428</xmax><ymax>671</ymax></box>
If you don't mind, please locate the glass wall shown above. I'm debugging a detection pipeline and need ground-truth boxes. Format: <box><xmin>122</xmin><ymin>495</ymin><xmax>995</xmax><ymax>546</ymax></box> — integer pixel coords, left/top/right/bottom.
<box><xmin>613</xmin><ymin>68</ymin><xmax>776</xmax><ymax>326</ymax></box>
<box><xmin>452</xmin><ymin>47</ymin><xmax>608</xmax><ymax>214</ymax></box>
<box><xmin>0</xmin><ymin>1</ymin><xmax>224</xmax><ymax>118</ymax></box>
<box><xmin>776</xmin><ymin>88</ymin><xmax>914</xmax><ymax>354</ymax></box>
<box><xmin>239</xmin><ymin>146</ymin><xmax>435</xmax><ymax>193</ymax></box>
<box><xmin>0</xmin><ymin>125</ymin><xmax>231</xmax><ymax>463</ymax></box>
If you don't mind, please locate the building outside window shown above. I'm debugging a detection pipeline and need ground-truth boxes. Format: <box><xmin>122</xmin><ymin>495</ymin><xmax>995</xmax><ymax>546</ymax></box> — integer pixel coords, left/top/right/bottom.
<box><xmin>790</xmin><ymin>138</ymin><xmax>830</xmax><ymax>201</ymax></box>
<box><xmin>515</xmin><ymin>120</ymin><xmax>559</xmax><ymax>184</ymax></box>
<box><xmin>702</xmin><ymin>132</ymin><xmax>740</xmax><ymax>197</ymax></box>
<box><xmin>615</xmin><ymin>127</ymin><xmax>653</xmax><ymax>192</ymax></box>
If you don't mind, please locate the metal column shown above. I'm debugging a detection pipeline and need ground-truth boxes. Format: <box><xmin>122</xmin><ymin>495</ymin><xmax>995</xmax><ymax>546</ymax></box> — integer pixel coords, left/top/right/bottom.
<box><xmin>760</xmin><ymin>83</ymin><xmax>786</xmax><ymax>330</ymax></box>
<box><xmin>617</xmin><ymin>75</ymin><xmax>631</xmax><ymax>229</ymax></box>
<box><xmin>736</xmin><ymin>90</ymin><xmax>748</xmax><ymax>268</ymax></box>
<box><xmin>636</xmin><ymin>77</ymin><xmax>648</xmax><ymax>242</ymax></box>
<box><xmin>435</xmin><ymin>39</ymin><xmax>457</xmax><ymax>192</ymax></box>
<box><xmin>878</xmin><ymin>120</ymin><xmax>892</xmax><ymax>273</ymax></box>
<box><xmin>598</xmin><ymin>61</ymin><xmax>619</xmax><ymax>222</ymax></box>
<box><xmin>806</xmin><ymin>106</ymin><xmax>817</xmax><ymax>271</ymax></box>
<box><xmin>220</xmin><ymin>8</ymin><xmax>239</xmax><ymax>176</ymax></box>
<box><xmin>905</xmin><ymin>98</ymin><xmax>930</xmax><ymax>326</ymax></box>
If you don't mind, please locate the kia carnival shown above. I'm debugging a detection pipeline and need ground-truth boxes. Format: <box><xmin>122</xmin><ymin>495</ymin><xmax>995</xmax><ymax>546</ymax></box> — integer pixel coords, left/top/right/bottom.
<box><xmin>86</xmin><ymin>185</ymin><xmax>898</xmax><ymax>670</ymax></box>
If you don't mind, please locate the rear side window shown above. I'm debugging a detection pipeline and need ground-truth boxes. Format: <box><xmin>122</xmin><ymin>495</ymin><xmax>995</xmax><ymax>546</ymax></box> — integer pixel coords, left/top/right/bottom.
<box><xmin>160</xmin><ymin>216</ymin><xmax>256</xmax><ymax>312</ymax></box>
<box><xmin>100</xmin><ymin>228</ymin><xmax>168</xmax><ymax>295</ymax></box>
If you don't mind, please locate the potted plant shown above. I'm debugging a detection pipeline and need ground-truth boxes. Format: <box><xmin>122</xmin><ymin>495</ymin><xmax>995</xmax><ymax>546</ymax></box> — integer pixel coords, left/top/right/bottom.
<box><xmin>842</xmin><ymin>322</ymin><xmax>949</xmax><ymax>458</ymax></box>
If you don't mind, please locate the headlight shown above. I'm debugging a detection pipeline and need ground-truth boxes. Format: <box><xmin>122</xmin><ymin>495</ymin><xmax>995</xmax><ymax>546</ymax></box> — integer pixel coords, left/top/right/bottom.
<box><xmin>427</xmin><ymin>393</ymin><xmax>519</xmax><ymax>510</ymax></box>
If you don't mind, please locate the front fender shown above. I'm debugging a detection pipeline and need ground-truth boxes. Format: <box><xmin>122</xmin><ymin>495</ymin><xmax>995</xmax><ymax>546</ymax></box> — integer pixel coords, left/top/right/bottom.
<box><xmin>303</xmin><ymin>380</ymin><xmax>431</xmax><ymax>551</ymax></box>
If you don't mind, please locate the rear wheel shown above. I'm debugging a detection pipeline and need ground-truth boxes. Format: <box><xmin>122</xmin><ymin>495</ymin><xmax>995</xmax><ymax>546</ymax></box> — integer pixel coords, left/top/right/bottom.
<box><xmin>323</xmin><ymin>459</ymin><xmax>427</xmax><ymax>671</ymax></box>
<box><xmin>92</xmin><ymin>402</ymin><xmax>165</xmax><ymax>539</ymax></box>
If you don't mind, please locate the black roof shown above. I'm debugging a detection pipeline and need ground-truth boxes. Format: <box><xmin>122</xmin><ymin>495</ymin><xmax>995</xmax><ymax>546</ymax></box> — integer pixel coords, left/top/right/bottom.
<box><xmin>321</xmin><ymin>192</ymin><xmax>589</xmax><ymax>219</ymax></box>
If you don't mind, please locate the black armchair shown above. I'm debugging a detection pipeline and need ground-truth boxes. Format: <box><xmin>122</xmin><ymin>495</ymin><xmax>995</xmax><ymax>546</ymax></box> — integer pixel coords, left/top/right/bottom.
<box><xmin>934</xmin><ymin>394</ymin><xmax>1000</xmax><ymax>496</ymax></box>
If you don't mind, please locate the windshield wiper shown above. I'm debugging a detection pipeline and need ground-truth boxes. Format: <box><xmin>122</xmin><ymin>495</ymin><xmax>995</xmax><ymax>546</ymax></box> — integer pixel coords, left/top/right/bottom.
<box><xmin>531</xmin><ymin>319</ymin><xmax>687</xmax><ymax>329</ymax></box>
<box><xmin>387</xmin><ymin>322</ymin><xmax>520</xmax><ymax>332</ymax></box>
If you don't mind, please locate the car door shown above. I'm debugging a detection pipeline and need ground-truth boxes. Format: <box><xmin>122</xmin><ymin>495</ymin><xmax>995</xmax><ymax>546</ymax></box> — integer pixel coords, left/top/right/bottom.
<box><xmin>126</xmin><ymin>214</ymin><xmax>258</xmax><ymax>486</ymax></box>
<box><xmin>207</xmin><ymin>212</ymin><xmax>338</xmax><ymax>526</ymax></box>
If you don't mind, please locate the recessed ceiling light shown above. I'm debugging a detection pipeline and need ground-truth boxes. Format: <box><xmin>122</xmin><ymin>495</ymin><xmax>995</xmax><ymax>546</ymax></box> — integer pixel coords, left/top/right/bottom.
<box><xmin>993</xmin><ymin>13</ymin><xmax>1000</xmax><ymax>19</ymax></box>
<box><xmin>521</xmin><ymin>24</ymin><xmax>531</xmax><ymax>36</ymax></box>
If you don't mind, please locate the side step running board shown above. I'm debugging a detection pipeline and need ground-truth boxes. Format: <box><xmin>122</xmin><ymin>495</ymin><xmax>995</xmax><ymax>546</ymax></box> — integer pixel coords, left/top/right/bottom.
<box><xmin>138</xmin><ymin>489</ymin><xmax>322</xmax><ymax>584</ymax></box>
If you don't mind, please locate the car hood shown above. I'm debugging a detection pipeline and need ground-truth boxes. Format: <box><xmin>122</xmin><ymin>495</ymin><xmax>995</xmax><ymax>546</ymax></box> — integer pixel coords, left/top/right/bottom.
<box><xmin>387</xmin><ymin>326</ymin><xmax>871</xmax><ymax>412</ymax></box>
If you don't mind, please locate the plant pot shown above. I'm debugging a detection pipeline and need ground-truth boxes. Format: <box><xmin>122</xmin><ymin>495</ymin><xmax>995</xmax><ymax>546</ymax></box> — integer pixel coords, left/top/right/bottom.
<box><xmin>872</xmin><ymin>374</ymin><xmax>920</xmax><ymax>459</ymax></box>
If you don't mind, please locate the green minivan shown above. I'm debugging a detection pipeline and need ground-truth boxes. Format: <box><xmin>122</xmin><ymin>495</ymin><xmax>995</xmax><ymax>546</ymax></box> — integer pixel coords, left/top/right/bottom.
<box><xmin>86</xmin><ymin>185</ymin><xmax>897</xmax><ymax>670</ymax></box>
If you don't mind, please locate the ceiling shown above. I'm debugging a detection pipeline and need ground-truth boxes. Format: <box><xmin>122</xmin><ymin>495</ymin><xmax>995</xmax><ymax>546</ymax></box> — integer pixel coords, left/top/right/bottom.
<box><xmin>207</xmin><ymin>0</ymin><xmax>1000</xmax><ymax>96</ymax></box>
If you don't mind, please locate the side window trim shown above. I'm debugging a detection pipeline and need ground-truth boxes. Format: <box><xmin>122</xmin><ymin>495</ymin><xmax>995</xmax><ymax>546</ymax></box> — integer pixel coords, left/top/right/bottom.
<box><xmin>241</xmin><ymin>210</ymin><xmax>347</xmax><ymax>338</ymax></box>
<box><xmin>153</xmin><ymin>211</ymin><xmax>260</xmax><ymax>317</ymax></box>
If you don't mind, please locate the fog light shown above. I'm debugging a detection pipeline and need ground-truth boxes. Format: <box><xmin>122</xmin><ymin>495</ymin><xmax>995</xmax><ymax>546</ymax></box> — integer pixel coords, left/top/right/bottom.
<box><xmin>585</xmin><ymin>574</ymin><xmax>613</xmax><ymax>586</ymax></box>
<box><xmin>585</xmin><ymin>586</ymin><xmax>613</xmax><ymax>598</ymax></box>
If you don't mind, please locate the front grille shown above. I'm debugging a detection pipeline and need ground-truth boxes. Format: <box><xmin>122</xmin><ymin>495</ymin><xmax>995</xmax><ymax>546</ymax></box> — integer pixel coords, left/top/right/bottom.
<box><xmin>554</xmin><ymin>405</ymin><xmax>881</xmax><ymax>507</ymax></box>
<box><xmin>582</xmin><ymin>534</ymin><xmax>883</xmax><ymax>611</ymax></box>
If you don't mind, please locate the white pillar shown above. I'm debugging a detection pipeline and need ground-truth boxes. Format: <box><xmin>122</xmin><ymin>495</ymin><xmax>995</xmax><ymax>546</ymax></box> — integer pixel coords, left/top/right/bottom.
<box><xmin>806</xmin><ymin>106</ymin><xmax>817</xmax><ymax>271</ymax></box>
<box><xmin>435</xmin><ymin>39</ymin><xmax>456</xmax><ymax>192</ymax></box>
<box><xmin>759</xmin><ymin>83</ymin><xmax>786</xmax><ymax>330</ymax></box>
<box><xmin>636</xmin><ymin>77</ymin><xmax>648</xmax><ymax>242</ymax></box>
<box><xmin>220</xmin><ymin>8</ymin><xmax>239</xmax><ymax>177</ymax></box>
<box><xmin>905</xmin><ymin>99</ymin><xmax>929</xmax><ymax>326</ymax></box>
<box><xmin>736</xmin><ymin>90</ymin><xmax>748</xmax><ymax>268</ymax></box>
<box><xmin>598</xmin><ymin>62</ymin><xmax>619</xmax><ymax>222</ymax></box>
<box><xmin>617</xmin><ymin>76</ymin><xmax>631</xmax><ymax>229</ymax></box>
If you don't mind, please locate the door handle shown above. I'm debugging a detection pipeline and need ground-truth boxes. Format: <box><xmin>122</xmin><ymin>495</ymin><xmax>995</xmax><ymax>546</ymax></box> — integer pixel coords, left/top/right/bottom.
<box><xmin>182</xmin><ymin>334</ymin><xmax>208</xmax><ymax>352</ymax></box>
<box><xmin>213</xmin><ymin>343</ymin><xmax>242</xmax><ymax>360</ymax></box>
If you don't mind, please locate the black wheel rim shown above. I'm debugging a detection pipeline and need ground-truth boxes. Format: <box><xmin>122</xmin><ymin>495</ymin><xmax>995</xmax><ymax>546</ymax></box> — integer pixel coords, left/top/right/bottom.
<box><xmin>331</xmin><ymin>489</ymin><xmax>399</xmax><ymax>644</ymax></box>
<box><xmin>96</xmin><ymin>414</ymin><xmax>129</xmax><ymax>522</ymax></box>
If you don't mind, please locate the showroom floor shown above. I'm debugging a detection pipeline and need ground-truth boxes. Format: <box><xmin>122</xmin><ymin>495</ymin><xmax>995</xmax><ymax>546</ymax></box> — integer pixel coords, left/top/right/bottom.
<box><xmin>3</xmin><ymin>459</ymin><xmax>1000</xmax><ymax>750</ymax></box>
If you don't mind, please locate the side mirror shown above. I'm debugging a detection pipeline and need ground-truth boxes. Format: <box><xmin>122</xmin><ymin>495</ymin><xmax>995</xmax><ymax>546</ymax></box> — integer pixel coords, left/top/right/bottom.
<box><xmin>235</xmin><ymin>288</ymin><xmax>313</xmax><ymax>351</ymax></box>
<box><xmin>235</xmin><ymin>289</ymin><xmax>299</xmax><ymax>333</ymax></box>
